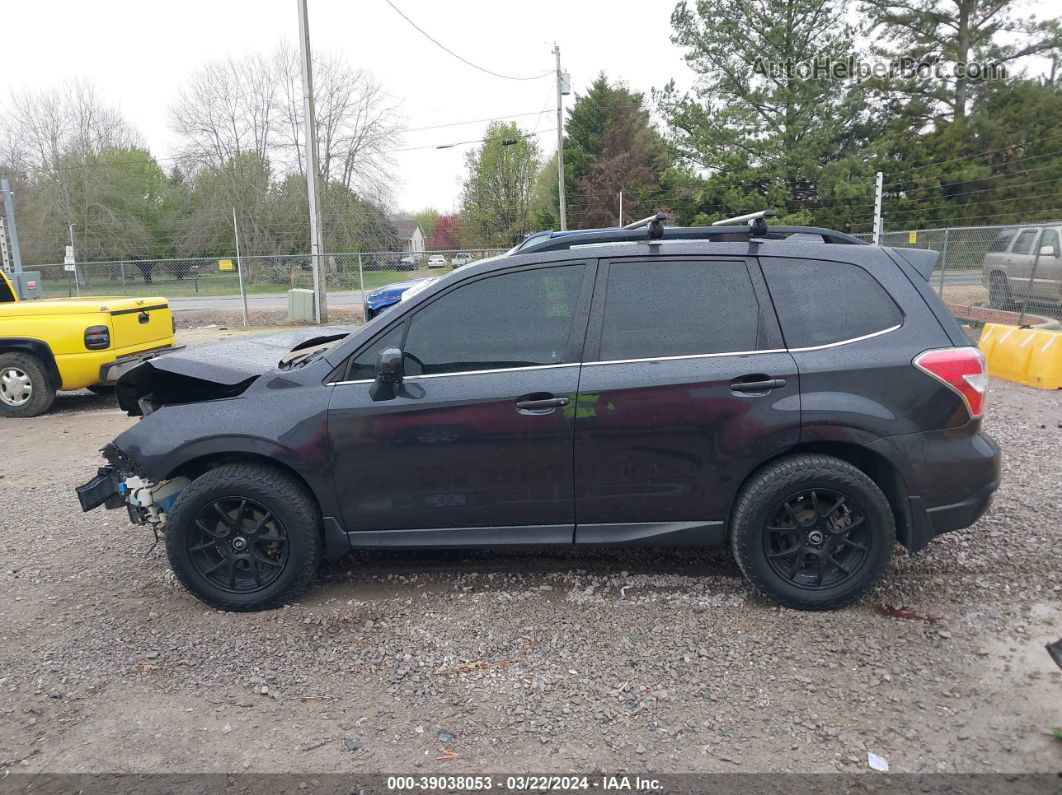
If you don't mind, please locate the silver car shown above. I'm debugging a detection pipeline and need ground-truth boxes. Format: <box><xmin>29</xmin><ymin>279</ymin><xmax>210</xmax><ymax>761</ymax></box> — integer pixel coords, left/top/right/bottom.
<box><xmin>981</xmin><ymin>223</ymin><xmax>1062</xmax><ymax>309</ymax></box>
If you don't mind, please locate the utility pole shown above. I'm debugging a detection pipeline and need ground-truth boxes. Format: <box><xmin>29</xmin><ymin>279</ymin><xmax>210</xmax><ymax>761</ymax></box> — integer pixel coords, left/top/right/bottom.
<box><xmin>297</xmin><ymin>0</ymin><xmax>328</xmax><ymax>324</ymax></box>
<box><xmin>1</xmin><ymin>179</ymin><xmax>23</xmax><ymax>274</ymax></box>
<box><xmin>68</xmin><ymin>223</ymin><xmax>80</xmax><ymax>296</ymax></box>
<box><xmin>618</xmin><ymin>191</ymin><xmax>623</xmax><ymax>226</ymax></box>
<box><xmin>0</xmin><ymin>215</ymin><xmax>10</xmax><ymax>272</ymax></box>
<box><xmin>232</xmin><ymin>208</ymin><xmax>249</xmax><ymax>328</ymax></box>
<box><xmin>872</xmin><ymin>171</ymin><xmax>884</xmax><ymax>244</ymax></box>
<box><xmin>554</xmin><ymin>43</ymin><xmax>568</xmax><ymax>231</ymax></box>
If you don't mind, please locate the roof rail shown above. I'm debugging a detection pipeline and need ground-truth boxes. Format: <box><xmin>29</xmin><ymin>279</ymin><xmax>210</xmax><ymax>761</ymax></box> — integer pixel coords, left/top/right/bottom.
<box><xmin>517</xmin><ymin>224</ymin><xmax>867</xmax><ymax>254</ymax></box>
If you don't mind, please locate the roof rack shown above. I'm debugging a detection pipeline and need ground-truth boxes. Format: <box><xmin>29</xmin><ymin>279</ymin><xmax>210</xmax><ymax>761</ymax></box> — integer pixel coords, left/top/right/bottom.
<box><xmin>517</xmin><ymin>221</ymin><xmax>867</xmax><ymax>254</ymax></box>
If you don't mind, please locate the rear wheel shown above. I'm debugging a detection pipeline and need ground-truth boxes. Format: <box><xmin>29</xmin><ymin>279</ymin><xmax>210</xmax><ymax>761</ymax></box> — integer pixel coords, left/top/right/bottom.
<box><xmin>988</xmin><ymin>272</ymin><xmax>1014</xmax><ymax>310</ymax></box>
<box><xmin>729</xmin><ymin>454</ymin><xmax>895</xmax><ymax>610</ymax></box>
<box><xmin>0</xmin><ymin>352</ymin><xmax>56</xmax><ymax>418</ymax></box>
<box><xmin>165</xmin><ymin>463</ymin><xmax>322</xmax><ymax>611</ymax></box>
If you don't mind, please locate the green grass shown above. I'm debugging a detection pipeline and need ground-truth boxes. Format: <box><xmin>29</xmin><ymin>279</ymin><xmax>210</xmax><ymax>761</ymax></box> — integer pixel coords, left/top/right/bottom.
<box><xmin>38</xmin><ymin>268</ymin><xmax>433</xmax><ymax>299</ymax></box>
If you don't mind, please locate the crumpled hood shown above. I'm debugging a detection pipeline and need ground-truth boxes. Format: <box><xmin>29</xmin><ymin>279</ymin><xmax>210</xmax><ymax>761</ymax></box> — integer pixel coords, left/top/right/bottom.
<box><xmin>116</xmin><ymin>326</ymin><xmax>350</xmax><ymax>415</ymax></box>
<box><xmin>139</xmin><ymin>326</ymin><xmax>350</xmax><ymax>384</ymax></box>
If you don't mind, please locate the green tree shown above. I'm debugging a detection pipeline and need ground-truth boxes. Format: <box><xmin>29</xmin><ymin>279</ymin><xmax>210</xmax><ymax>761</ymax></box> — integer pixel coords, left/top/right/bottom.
<box><xmin>459</xmin><ymin>122</ymin><xmax>542</xmax><ymax>247</ymax></box>
<box><xmin>556</xmin><ymin>75</ymin><xmax>671</xmax><ymax>228</ymax></box>
<box><xmin>658</xmin><ymin>0</ymin><xmax>864</xmax><ymax>219</ymax></box>
<box><xmin>860</xmin><ymin>0</ymin><xmax>1062</xmax><ymax>123</ymax></box>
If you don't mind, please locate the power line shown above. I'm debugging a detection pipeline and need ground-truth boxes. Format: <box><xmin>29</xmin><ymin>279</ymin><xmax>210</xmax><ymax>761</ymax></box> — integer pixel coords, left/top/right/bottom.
<box><xmin>395</xmin><ymin>129</ymin><xmax>555</xmax><ymax>152</ymax></box>
<box><xmin>383</xmin><ymin>0</ymin><xmax>552</xmax><ymax>82</ymax></box>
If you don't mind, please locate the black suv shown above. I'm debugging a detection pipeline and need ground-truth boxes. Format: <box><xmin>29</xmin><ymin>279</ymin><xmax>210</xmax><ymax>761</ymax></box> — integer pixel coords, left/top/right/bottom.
<box><xmin>77</xmin><ymin>221</ymin><xmax>1001</xmax><ymax>612</ymax></box>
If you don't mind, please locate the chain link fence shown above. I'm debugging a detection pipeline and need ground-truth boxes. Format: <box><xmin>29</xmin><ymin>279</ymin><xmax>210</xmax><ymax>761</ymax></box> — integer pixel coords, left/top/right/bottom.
<box><xmin>855</xmin><ymin>223</ymin><xmax>1062</xmax><ymax>319</ymax></box>
<box><xmin>31</xmin><ymin>248</ymin><xmax>507</xmax><ymax>300</ymax></box>
<box><xmin>23</xmin><ymin>226</ymin><xmax>1061</xmax><ymax>321</ymax></box>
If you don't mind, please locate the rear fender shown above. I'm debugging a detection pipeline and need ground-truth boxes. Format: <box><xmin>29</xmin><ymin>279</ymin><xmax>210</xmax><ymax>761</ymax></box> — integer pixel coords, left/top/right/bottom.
<box><xmin>0</xmin><ymin>338</ymin><xmax>62</xmax><ymax>390</ymax></box>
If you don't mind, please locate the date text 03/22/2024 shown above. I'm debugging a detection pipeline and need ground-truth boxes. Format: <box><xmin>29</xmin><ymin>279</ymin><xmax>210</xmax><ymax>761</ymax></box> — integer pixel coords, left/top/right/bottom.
<box><xmin>385</xmin><ymin>775</ymin><xmax>662</xmax><ymax>791</ymax></box>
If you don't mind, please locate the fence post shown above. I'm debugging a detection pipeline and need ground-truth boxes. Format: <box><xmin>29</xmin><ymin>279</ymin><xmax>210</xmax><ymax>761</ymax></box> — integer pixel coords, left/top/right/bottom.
<box><xmin>358</xmin><ymin>254</ymin><xmax>365</xmax><ymax>318</ymax></box>
<box><xmin>938</xmin><ymin>228</ymin><xmax>949</xmax><ymax>300</ymax></box>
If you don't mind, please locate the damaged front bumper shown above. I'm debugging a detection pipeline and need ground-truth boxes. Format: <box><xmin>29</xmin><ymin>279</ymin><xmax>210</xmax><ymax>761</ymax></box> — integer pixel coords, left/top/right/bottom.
<box><xmin>76</xmin><ymin>453</ymin><xmax>189</xmax><ymax>529</ymax></box>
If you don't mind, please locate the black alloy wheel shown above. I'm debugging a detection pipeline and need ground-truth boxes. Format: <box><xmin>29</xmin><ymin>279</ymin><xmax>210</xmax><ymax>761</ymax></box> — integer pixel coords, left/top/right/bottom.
<box><xmin>763</xmin><ymin>488</ymin><xmax>871</xmax><ymax>590</ymax></box>
<box><xmin>188</xmin><ymin>496</ymin><xmax>289</xmax><ymax>593</ymax></box>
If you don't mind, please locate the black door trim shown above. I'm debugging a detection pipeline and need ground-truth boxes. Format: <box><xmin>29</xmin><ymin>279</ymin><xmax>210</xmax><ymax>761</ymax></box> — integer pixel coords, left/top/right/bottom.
<box><xmin>331</xmin><ymin>520</ymin><xmax>727</xmax><ymax>551</ymax></box>
<box><xmin>575</xmin><ymin>521</ymin><xmax>725</xmax><ymax>546</ymax></box>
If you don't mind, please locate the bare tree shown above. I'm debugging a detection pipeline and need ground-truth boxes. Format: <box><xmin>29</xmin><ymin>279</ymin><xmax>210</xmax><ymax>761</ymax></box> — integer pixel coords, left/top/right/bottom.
<box><xmin>169</xmin><ymin>53</ymin><xmax>278</xmax><ymax>169</ymax></box>
<box><xmin>169</xmin><ymin>45</ymin><xmax>402</xmax><ymax>254</ymax></box>
<box><xmin>273</xmin><ymin>45</ymin><xmax>402</xmax><ymax>199</ymax></box>
<box><xmin>0</xmin><ymin>80</ymin><xmax>156</xmax><ymax>269</ymax></box>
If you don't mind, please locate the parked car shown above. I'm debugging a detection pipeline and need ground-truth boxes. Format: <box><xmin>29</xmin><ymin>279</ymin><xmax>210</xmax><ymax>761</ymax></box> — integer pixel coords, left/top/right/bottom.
<box><xmin>77</xmin><ymin>217</ymin><xmax>999</xmax><ymax>612</ymax></box>
<box><xmin>396</xmin><ymin>255</ymin><xmax>417</xmax><ymax>271</ymax></box>
<box><xmin>364</xmin><ymin>278</ymin><xmax>435</xmax><ymax>320</ymax></box>
<box><xmin>981</xmin><ymin>222</ymin><xmax>1062</xmax><ymax>309</ymax></box>
<box><xmin>427</xmin><ymin>254</ymin><xmax>449</xmax><ymax>269</ymax></box>
<box><xmin>452</xmin><ymin>252</ymin><xmax>474</xmax><ymax>267</ymax></box>
<box><xmin>0</xmin><ymin>270</ymin><xmax>177</xmax><ymax>417</ymax></box>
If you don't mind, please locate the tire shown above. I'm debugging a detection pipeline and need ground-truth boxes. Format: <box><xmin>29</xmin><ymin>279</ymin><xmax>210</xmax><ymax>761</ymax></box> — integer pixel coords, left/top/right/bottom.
<box><xmin>729</xmin><ymin>454</ymin><xmax>895</xmax><ymax>610</ymax></box>
<box><xmin>165</xmin><ymin>463</ymin><xmax>322</xmax><ymax>611</ymax></box>
<box><xmin>988</xmin><ymin>272</ymin><xmax>1014</xmax><ymax>311</ymax></box>
<box><xmin>0</xmin><ymin>352</ymin><xmax>57</xmax><ymax>418</ymax></box>
<box><xmin>87</xmin><ymin>384</ymin><xmax>116</xmax><ymax>396</ymax></box>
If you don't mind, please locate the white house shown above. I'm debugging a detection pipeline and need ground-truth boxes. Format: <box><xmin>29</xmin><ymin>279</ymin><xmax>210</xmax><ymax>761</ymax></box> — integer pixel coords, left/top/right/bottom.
<box><xmin>395</xmin><ymin>218</ymin><xmax>425</xmax><ymax>256</ymax></box>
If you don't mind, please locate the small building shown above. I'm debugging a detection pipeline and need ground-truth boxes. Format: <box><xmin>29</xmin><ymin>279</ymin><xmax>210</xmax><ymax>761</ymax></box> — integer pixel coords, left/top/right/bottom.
<box><xmin>395</xmin><ymin>218</ymin><xmax>426</xmax><ymax>256</ymax></box>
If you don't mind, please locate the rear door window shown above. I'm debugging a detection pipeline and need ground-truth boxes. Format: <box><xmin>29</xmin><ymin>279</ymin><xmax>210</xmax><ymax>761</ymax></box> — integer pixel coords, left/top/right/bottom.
<box><xmin>1011</xmin><ymin>229</ymin><xmax>1037</xmax><ymax>255</ymax></box>
<box><xmin>597</xmin><ymin>259</ymin><xmax>762</xmax><ymax>361</ymax></box>
<box><xmin>761</xmin><ymin>258</ymin><xmax>902</xmax><ymax>349</ymax></box>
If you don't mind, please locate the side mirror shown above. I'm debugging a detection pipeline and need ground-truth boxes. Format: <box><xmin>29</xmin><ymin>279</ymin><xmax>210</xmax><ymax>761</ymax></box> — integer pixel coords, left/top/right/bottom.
<box><xmin>369</xmin><ymin>347</ymin><xmax>403</xmax><ymax>401</ymax></box>
<box><xmin>1039</xmin><ymin>244</ymin><xmax>1059</xmax><ymax>258</ymax></box>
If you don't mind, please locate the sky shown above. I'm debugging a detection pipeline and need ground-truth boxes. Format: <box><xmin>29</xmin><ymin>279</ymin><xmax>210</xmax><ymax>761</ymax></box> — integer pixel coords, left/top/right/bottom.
<box><xmin>0</xmin><ymin>0</ymin><xmax>693</xmax><ymax>213</ymax></box>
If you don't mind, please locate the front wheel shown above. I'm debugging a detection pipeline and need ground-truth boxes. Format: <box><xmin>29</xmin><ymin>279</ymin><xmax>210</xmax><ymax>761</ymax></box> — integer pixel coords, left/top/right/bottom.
<box><xmin>165</xmin><ymin>463</ymin><xmax>322</xmax><ymax>611</ymax></box>
<box><xmin>729</xmin><ymin>454</ymin><xmax>895</xmax><ymax>610</ymax></box>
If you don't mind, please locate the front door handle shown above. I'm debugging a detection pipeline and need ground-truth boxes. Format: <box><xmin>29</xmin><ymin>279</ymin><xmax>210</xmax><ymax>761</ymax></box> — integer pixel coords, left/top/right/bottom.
<box><xmin>730</xmin><ymin>376</ymin><xmax>787</xmax><ymax>393</ymax></box>
<box><xmin>516</xmin><ymin>395</ymin><xmax>570</xmax><ymax>414</ymax></box>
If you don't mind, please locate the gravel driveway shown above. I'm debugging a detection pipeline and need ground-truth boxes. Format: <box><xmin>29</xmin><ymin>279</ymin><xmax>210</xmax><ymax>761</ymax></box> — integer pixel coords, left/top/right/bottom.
<box><xmin>0</xmin><ymin>376</ymin><xmax>1059</xmax><ymax>776</ymax></box>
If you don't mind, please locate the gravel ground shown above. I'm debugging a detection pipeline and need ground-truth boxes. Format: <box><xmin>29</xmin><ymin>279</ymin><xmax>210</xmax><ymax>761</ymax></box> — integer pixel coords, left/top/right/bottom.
<box><xmin>0</xmin><ymin>362</ymin><xmax>1059</xmax><ymax>775</ymax></box>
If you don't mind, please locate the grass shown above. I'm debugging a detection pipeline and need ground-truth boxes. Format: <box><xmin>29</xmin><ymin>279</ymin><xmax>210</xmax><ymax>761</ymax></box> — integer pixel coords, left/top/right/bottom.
<box><xmin>38</xmin><ymin>268</ymin><xmax>434</xmax><ymax>299</ymax></box>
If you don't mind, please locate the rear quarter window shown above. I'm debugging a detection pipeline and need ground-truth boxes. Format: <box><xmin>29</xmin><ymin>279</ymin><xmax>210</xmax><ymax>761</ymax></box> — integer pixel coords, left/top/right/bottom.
<box><xmin>761</xmin><ymin>258</ymin><xmax>903</xmax><ymax>349</ymax></box>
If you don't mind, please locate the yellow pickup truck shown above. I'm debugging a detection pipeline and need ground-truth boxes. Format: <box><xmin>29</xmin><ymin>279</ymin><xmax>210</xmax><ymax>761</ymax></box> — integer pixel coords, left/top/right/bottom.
<box><xmin>0</xmin><ymin>270</ymin><xmax>177</xmax><ymax>417</ymax></box>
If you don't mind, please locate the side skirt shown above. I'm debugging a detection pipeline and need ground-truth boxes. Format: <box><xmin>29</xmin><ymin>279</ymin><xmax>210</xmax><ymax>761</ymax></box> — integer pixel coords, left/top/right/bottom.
<box><xmin>575</xmin><ymin>521</ymin><xmax>725</xmax><ymax>547</ymax></box>
<box><xmin>322</xmin><ymin>518</ymin><xmax>726</xmax><ymax>556</ymax></box>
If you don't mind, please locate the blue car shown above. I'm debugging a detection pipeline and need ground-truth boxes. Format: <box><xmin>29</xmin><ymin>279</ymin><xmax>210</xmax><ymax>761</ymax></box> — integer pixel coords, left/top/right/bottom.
<box><xmin>361</xmin><ymin>229</ymin><xmax>623</xmax><ymax>319</ymax></box>
<box><xmin>364</xmin><ymin>277</ymin><xmax>435</xmax><ymax>320</ymax></box>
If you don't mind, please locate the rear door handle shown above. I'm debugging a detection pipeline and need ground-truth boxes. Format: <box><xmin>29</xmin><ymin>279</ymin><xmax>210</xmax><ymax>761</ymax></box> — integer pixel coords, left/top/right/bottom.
<box><xmin>730</xmin><ymin>376</ymin><xmax>787</xmax><ymax>393</ymax></box>
<box><xmin>516</xmin><ymin>395</ymin><xmax>570</xmax><ymax>413</ymax></box>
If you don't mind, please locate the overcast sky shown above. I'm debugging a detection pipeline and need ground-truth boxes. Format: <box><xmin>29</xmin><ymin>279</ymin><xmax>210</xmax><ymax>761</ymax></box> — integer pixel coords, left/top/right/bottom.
<box><xmin>1</xmin><ymin>0</ymin><xmax>693</xmax><ymax>213</ymax></box>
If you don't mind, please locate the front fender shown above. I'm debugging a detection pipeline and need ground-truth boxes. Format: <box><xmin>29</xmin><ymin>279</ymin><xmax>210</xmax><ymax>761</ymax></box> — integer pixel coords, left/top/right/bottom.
<box><xmin>109</xmin><ymin>386</ymin><xmax>340</xmax><ymax>520</ymax></box>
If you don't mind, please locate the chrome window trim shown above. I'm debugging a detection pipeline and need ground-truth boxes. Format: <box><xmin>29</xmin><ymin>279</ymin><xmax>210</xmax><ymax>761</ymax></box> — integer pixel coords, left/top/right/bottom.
<box><xmin>581</xmin><ymin>348</ymin><xmax>784</xmax><ymax>367</ymax></box>
<box><xmin>786</xmin><ymin>323</ymin><xmax>901</xmax><ymax>352</ymax></box>
<box><xmin>328</xmin><ymin>324</ymin><xmax>903</xmax><ymax>385</ymax></box>
<box><xmin>329</xmin><ymin>361</ymin><xmax>579</xmax><ymax>386</ymax></box>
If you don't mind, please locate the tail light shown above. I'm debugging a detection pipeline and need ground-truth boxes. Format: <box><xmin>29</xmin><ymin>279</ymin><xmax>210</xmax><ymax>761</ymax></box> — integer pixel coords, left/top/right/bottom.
<box><xmin>913</xmin><ymin>346</ymin><xmax>988</xmax><ymax>418</ymax></box>
<box><xmin>84</xmin><ymin>325</ymin><xmax>110</xmax><ymax>350</ymax></box>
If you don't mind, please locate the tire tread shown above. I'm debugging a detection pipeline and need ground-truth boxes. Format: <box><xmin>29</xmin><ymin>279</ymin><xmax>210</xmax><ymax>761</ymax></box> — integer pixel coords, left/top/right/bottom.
<box><xmin>729</xmin><ymin>453</ymin><xmax>895</xmax><ymax>611</ymax></box>
<box><xmin>165</xmin><ymin>462</ymin><xmax>321</xmax><ymax>611</ymax></box>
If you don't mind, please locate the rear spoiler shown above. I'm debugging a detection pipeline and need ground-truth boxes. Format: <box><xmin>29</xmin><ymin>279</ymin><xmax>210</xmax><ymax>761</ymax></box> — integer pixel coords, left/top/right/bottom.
<box><xmin>889</xmin><ymin>247</ymin><xmax>939</xmax><ymax>280</ymax></box>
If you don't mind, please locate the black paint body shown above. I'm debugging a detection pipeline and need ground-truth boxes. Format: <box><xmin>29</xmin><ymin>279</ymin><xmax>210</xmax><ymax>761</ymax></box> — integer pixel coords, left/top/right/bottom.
<box><xmin>105</xmin><ymin>239</ymin><xmax>1001</xmax><ymax>556</ymax></box>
